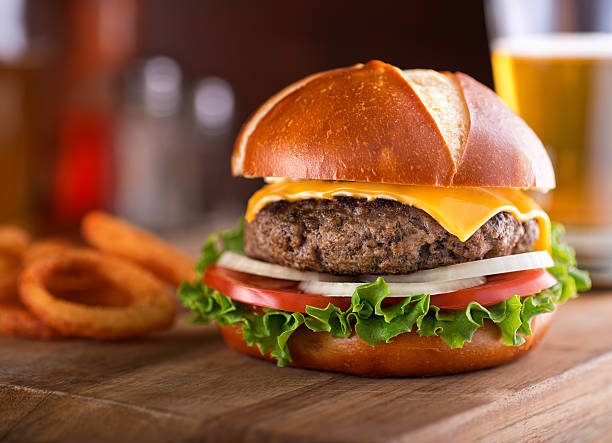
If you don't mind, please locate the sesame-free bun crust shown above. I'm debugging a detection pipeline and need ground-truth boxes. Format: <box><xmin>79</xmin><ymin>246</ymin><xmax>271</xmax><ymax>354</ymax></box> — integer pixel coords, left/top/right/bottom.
<box><xmin>232</xmin><ymin>60</ymin><xmax>555</xmax><ymax>190</ymax></box>
<box><xmin>218</xmin><ymin>311</ymin><xmax>554</xmax><ymax>377</ymax></box>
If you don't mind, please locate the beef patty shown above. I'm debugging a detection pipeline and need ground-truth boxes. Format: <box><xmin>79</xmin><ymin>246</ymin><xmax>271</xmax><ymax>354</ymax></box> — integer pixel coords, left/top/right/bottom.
<box><xmin>244</xmin><ymin>197</ymin><xmax>539</xmax><ymax>275</ymax></box>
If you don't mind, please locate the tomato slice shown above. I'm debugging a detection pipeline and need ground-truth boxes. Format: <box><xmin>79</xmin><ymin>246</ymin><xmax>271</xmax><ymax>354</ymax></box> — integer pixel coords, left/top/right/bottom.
<box><xmin>203</xmin><ymin>264</ymin><xmax>352</xmax><ymax>312</ymax></box>
<box><xmin>203</xmin><ymin>264</ymin><xmax>557</xmax><ymax>313</ymax></box>
<box><xmin>428</xmin><ymin>269</ymin><xmax>557</xmax><ymax>309</ymax></box>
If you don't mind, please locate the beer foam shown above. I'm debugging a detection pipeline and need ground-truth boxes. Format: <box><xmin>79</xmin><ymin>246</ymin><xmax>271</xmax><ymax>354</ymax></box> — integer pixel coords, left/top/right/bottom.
<box><xmin>493</xmin><ymin>32</ymin><xmax>612</xmax><ymax>59</ymax></box>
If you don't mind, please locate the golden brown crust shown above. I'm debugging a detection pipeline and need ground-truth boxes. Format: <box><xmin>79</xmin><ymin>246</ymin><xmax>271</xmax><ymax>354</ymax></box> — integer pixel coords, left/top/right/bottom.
<box><xmin>19</xmin><ymin>249</ymin><xmax>176</xmax><ymax>339</ymax></box>
<box><xmin>234</xmin><ymin>61</ymin><xmax>455</xmax><ymax>185</ymax></box>
<box><xmin>0</xmin><ymin>297</ymin><xmax>62</xmax><ymax>339</ymax></box>
<box><xmin>232</xmin><ymin>60</ymin><xmax>555</xmax><ymax>190</ymax></box>
<box><xmin>451</xmin><ymin>73</ymin><xmax>556</xmax><ymax>189</ymax></box>
<box><xmin>82</xmin><ymin>211</ymin><xmax>197</xmax><ymax>287</ymax></box>
<box><xmin>218</xmin><ymin>312</ymin><xmax>554</xmax><ymax>377</ymax></box>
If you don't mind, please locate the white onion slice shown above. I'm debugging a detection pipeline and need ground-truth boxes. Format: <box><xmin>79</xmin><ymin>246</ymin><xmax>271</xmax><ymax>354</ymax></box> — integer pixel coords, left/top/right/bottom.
<box><xmin>299</xmin><ymin>276</ymin><xmax>486</xmax><ymax>297</ymax></box>
<box><xmin>360</xmin><ymin>251</ymin><xmax>553</xmax><ymax>284</ymax></box>
<box><xmin>217</xmin><ymin>251</ymin><xmax>352</xmax><ymax>282</ymax></box>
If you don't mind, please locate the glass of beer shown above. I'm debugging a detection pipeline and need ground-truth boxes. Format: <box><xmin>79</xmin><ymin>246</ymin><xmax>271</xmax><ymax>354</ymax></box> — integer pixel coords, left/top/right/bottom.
<box><xmin>486</xmin><ymin>0</ymin><xmax>612</xmax><ymax>286</ymax></box>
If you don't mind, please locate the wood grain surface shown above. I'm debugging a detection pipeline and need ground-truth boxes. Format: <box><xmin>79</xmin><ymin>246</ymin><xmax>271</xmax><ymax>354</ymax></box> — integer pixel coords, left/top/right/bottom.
<box><xmin>1</xmin><ymin>292</ymin><xmax>612</xmax><ymax>443</ymax></box>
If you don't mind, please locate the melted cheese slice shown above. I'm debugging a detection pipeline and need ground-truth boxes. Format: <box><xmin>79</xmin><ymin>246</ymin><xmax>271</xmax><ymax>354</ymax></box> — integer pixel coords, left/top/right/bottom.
<box><xmin>246</xmin><ymin>180</ymin><xmax>551</xmax><ymax>252</ymax></box>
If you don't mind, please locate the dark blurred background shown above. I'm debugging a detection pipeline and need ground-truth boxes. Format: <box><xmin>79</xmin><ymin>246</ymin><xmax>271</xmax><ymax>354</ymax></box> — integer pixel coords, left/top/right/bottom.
<box><xmin>0</xmin><ymin>0</ymin><xmax>493</xmax><ymax>234</ymax></box>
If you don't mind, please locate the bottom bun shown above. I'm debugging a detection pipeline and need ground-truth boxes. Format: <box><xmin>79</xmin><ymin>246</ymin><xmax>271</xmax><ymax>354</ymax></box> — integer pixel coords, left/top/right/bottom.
<box><xmin>218</xmin><ymin>312</ymin><xmax>554</xmax><ymax>377</ymax></box>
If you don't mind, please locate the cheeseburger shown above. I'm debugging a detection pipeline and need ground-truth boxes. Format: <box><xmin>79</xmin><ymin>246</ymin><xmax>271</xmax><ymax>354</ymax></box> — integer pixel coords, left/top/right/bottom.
<box><xmin>180</xmin><ymin>60</ymin><xmax>590</xmax><ymax>376</ymax></box>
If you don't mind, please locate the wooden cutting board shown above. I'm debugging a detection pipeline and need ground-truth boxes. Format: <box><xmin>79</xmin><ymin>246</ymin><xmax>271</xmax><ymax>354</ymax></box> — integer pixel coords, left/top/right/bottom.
<box><xmin>1</xmin><ymin>292</ymin><xmax>612</xmax><ymax>442</ymax></box>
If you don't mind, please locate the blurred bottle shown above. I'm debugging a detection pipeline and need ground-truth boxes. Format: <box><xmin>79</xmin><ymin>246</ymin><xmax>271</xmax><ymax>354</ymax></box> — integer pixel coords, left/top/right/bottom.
<box><xmin>52</xmin><ymin>0</ymin><xmax>139</xmax><ymax>227</ymax></box>
<box><xmin>486</xmin><ymin>0</ymin><xmax>612</xmax><ymax>285</ymax></box>
<box><xmin>0</xmin><ymin>0</ymin><xmax>43</xmax><ymax>227</ymax></box>
<box><xmin>115</xmin><ymin>56</ymin><xmax>188</xmax><ymax>229</ymax></box>
<box><xmin>115</xmin><ymin>56</ymin><xmax>236</xmax><ymax>230</ymax></box>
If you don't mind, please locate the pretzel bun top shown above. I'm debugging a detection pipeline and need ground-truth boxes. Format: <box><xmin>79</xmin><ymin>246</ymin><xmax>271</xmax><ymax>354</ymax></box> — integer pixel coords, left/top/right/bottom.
<box><xmin>232</xmin><ymin>60</ymin><xmax>555</xmax><ymax>190</ymax></box>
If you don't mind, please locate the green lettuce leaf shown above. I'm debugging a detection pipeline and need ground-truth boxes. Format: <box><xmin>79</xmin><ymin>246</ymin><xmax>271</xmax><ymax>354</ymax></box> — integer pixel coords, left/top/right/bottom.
<box><xmin>179</xmin><ymin>221</ymin><xmax>591</xmax><ymax>367</ymax></box>
<box><xmin>194</xmin><ymin>220</ymin><xmax>245</xmax><ymax>279</ymax></box>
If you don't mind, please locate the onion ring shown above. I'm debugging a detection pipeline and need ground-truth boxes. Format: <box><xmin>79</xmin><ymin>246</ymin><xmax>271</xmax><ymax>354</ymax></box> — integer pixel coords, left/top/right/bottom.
<box><xmin>0</xmin><ymin>229</ymin><xmax>61</xmax><ymax>339</ymax></box>
<box><xmin>19</xmin><ymin>249</ymin><xmax>176</xmax><ymax>339</ymax></box>
<box><xmin>24</xmin><ymin>240</ymin><xmax>100</xmax><ymax>292</ymax></box>
<box><xmin>24</xmin><ymin>238</ymin><xmax>79</xmax><ymax>265</ymax></box>
<box><xmin>82</xmin><ymin>211</ymin><xmax>197</xmax><ymax>287</ymax></box>
<box><xmin>0</xmin><ymin>296</ymin><xmax>61</xmax><ymax>339</ymax></box>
